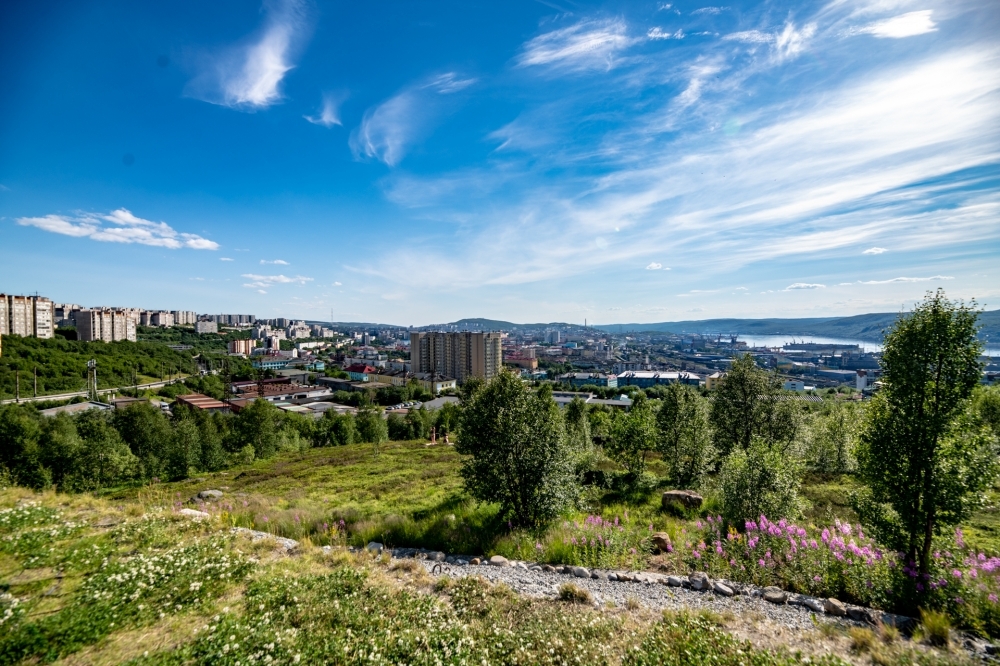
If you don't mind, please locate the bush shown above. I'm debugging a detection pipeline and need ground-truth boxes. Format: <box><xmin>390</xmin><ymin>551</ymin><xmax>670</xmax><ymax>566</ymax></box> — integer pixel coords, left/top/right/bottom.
<box><xmin>719</xmin><ymin>438</ymin><xmax>802</xmax><ymax>529</ymax></box>
<box><xmin>918</xmin><ymin>609</ymin><xmax>951</xmax><ymax>647</ymax></box>
<box><xmin>558</xmin><ymin>583</ymin><xmax>593</xmax><ymax>604</ymax></box>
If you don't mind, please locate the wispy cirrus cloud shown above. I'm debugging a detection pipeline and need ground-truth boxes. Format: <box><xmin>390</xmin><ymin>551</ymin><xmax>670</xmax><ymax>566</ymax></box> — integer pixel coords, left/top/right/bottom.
<box><xmin>785</xmin><ymin>283</ymin><xmax>825</xmax><ymax>290</ymax></box>
<box><xmin>17</xmin><ymin>209</ymin><xmax>218</xmax><ymax>250</ymax></box>
<box><xmin>304</xmin><ymin>92</ymin><xmax>345</xmax><ymax>127</ymax></box>
<box><xmin>849</xmin><ymin>10</ymin><xmax>937</xmax><ymax>39</ymax></box>
<box><xmin>516</xmin><ymin>19</ymin><xmax>635</xmax><ymax>72</ymax></box>
<box><xmin>185</xmin><ymin>0</ymin><xmax>310</xmax><ymax>110</ymax></box>
<box><xmin>863</xmin><ymin>247</ymin><xmax>888</xmax><ymax>254</ymax></box>
<box><xmin>220</xmin><ymin>257</ymin><xmax>235</xmax><ymax>261</ymax></box>
<box><xmin>691</xmin><ymin>6</ymin><xmax>728</xmax><ymax>15</ymax></box>
<box><xmin>350</xmin><ymin>72</ymin><xmax>477</xmax><ymax>166</ymax></box>
<box><xmin>859</xmin><ymin>275</ymin><xmax>954</xmax><ymax>284</ymax></box>
<box><xmin>260</xmin><ymin>259</ymin><xmax>289</xmax><ymax>265</ymax></box>
<box><xmin>648</xmin><ymin>27</ymin><xmax>685</xmax><ymax>40</ymax></box>
<box><xmin>724</xmin><ymin>21</ymin><xmax>817</xmax><ymax>62</ymax></box>
<box><xmin>241</xmin><ymin>273</ymin><xmax>313</xmax><ymax>289</ymax></box>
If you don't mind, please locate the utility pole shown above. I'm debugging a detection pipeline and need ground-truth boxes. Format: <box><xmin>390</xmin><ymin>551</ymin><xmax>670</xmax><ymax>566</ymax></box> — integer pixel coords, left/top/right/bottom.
<box><xmin>33</xmin><ymin>366</ymin><xmax>37</xmax><ymax>398</ymax></box>
<box><xmin>15</xmin><ymin>369</ymin><xmax>19</xmax><ymax>403</ymax></box>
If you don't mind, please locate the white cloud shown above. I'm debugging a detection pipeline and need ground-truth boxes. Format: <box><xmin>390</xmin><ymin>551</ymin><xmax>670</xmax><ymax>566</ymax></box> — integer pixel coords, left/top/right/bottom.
<box><xmin>17</xmin><ymin>209</ymin><xmax>218</xmax><ymax>250</ymax></box>
<box><xmin>350</xmin><ymin>72</ymin><xmax>475</xmax><ymax>166</ymax></box>
<box><xmin>785</xmin><ymin>283</ymin><xmax>826</xmax><ymax>290</ymax></box>
<box><xmin>692</xmin><ymin>6</ymin><xmax>728</xmax><ymax>15</ymax></box>
<box><xmin>241</xmin><ymin>273</ymin><xmax>314</xmax><ymax>288</ymax></box>
<box><xmin>304</xmin><ymin>92</ymin><xmax>345</xmax><ymax>127</ymax></box>
<box><xmin>333</xmin><ymin>281</ymin><xmax>342</xmax><ymax>286</ymax></box>
<box><xmin>645</xmin><ymin>262</ymin><xmax>663</xmax><ymax>269</ymax></box>
<box><xmin>260</xmin><ymin>259</ymin><xmax>289</xmax><ymax>265</ymax></box>
<box><xmin>859</xmin><ymin>275</ymin><xmax>954</xmax><ymax>284</ymax></box>
<box><xmin>185</xmin><ymin>0</ymin><xmax>309</xmax><ymax>110</ymax></box>
<box><xmin>863</xmin><ymin>247</ymin><xmax>888</xmax><ymax>254</ymax></box>
<box><xmin>220</xmin><ymin>257</ymin><xmax>234</xmax><ymax>261</ymax></box>
<box><xmin>516</xmin><ymin>19</ymin><xmax>634</xmax><ymax>72</ymax></box>
<box><xmin>648</xmin><ymin>27</ymin><xmax>685</xmax><ymax>40</ymax></box>
<box><xmin>852</xmin><ymin>10</ymin><xmax>937</xmax><ymax>39</ymax></box>
<box><xmin>724</xmin><ymin>21</ymin><xmax>816</xmax><ymax>62</ymax></box>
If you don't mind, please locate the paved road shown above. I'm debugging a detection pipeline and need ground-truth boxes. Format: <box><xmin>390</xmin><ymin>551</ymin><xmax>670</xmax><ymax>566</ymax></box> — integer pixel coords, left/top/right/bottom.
<box><xmin>0</xmin><ymin>379</ymin><xmax>180</xmax><ymax>405</ymax></box>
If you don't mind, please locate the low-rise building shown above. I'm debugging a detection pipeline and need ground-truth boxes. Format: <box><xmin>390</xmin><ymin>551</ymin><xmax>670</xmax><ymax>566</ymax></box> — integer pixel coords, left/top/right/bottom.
<box><xmin>706</xmin><ymin>372</ymin><xmax>725</xmax><ymax>390</ymax></box>
<box><xmin>173</xmin><ymin>393</ymin><xmax>229</xmax><ymax>412</ymax></box>
<box><xmin>557</xmin><ymin>372</ymin><xmax>618</xmax><ymax>388</ymax></box>
<box><xmin>783</xmin><ymin>380</ymin><xmax>805</xmax><ymax>391</ymax></box>
<box><xmin>615</xmin><ymin>371</ymin><xmax>700</xmax><ymax>388</ymax></box>
<box><xmin>195</xmin><ymin>320</ymin><xmax>218</xmax><ymax>334</ymax></box>
<box><xmin>345</xmin><ymin>364</ymin><xmax>379</xmax><ymax>382</ymax></box>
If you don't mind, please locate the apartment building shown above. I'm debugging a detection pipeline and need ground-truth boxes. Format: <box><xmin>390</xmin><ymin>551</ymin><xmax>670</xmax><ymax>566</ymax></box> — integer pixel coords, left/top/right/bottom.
<box><xmin>410</xmin><ymin>331</ymin><xmax>503</xmax><ymax>384</ymax></box>
<box><xmin>171</xmin><ymin>310</ymin><xmax>197</xmax><ymax>325</ymax></box>
<box><xmin>227</xmin><ymin>339</ymin><xmax>257</xmax><ymax>355</ymax></box>
<box><xmin>0</xmin><ymin>294</ymin><xmax>55</xmax><ymax>339</ymax></box>
<box><xmin>76</xmin><ymin>309</ymin><xmax>137</xmax><ymax>342</ymax></box>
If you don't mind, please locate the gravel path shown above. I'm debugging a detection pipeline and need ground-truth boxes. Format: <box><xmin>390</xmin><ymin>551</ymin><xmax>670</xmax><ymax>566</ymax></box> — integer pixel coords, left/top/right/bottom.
<box><xmin>412</xmin><ymin>558</ymin><xmax>854</xmax><ymax>633</ymax></box>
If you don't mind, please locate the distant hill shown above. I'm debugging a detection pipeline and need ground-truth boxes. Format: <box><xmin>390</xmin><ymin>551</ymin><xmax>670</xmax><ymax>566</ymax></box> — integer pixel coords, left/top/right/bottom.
<box><xmin>593</xmin><ymin>309</ymin><xmax>1000</xmax><ymax>343</ymax></box>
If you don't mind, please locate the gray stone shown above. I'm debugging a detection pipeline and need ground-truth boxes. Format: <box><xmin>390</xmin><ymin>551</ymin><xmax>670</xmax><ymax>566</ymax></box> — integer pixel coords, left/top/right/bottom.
<box><xmin>488</xmin><ymin>555</ymin><xmax>510</xmax><ymax>567</ymax></box>
<box><xmin>594</xmin><ymin>572</ymin><xmax>609</xmax><ymax>581</ymax></box>
<box><xmin>515</xmin><ymin>561</ymin><xmax>528</xmax><ymax>570</ymax></box>
<box><xmin>572</xmin><ymin>566</ymin><xmax>591</xmax><ymax>578</ymax></box>
<box><xmin>763</xmin><ymin>587</ymin><xmax>788</xmax><ymax>604</ymax></box>
<box><xmin>366</xmin><ymin>541</ymin><xmax>384</xmax><ymax>553</ymax></box>
<box><xmin>661</xmin><ymin>490</ymin><xmax>703</xmax><ymax>511</ymax></box>
<box><xmin>651</xmin><ymin>532</ymin><xmax>673</xmax><ymax>552</ymax></box>
<box><xmin>689</xmin><ymin>571</ymin><xmax>712</xmax><ymax>591</ymax></box>
<box><xmin>542</xmin><ymin>565</ymin><xmax>556</xmax><ymax>573</ymax></box>
<box><xmin>985</xmin><ymin>644</ymin><xmax>999</xmax><ymax>656</ymax></box>
<box><xmin>529</xmin><ymin>565</ymin><xmax>542</xmax><ymax>572</ymax></box>
<box><xmin>178</xmin><ymin>508</ymin><xmax>210</xmax><ymax>519</ymax></box>
<box><xmin>847</xmin><ymin>607</ymin><xmax>873</xmax><ymax>623</ymax></box>
<box><xmin>429</xmin><ymin>551</ymin><xmax>446</xmax><ymax>562</ymax></box>
<box><xmin>198</xmin><ymin>489</ymin><xmax>224</xmax><ymax>500</ymax></box>
<box><xmin>469</xmin><ymin>557</ymin><xmax>481</xmax><ymax>565</ymax></box>
<box><xmin>667</xmin><ymin>575</ymin><xmax>683</xmax><ymax>587</ymax></box>
<box><xmin>824</xmin><ymin>598</ymin><xmax>846</xmax><ymax>616</ymax></box>
<box><xmin>803</xmin><ymin>598</ymin><xmax>825</xmax><ymax>613</ymax></box>
<box><xmin>880</xmin><ymin>613</ymin><xmax>915</xmax><ymax>632</ymax></box>
<box><xmin>607</xmin><ymin>572</ymin><xmax>618</xmax><ymax>581</ymax></box>
<box><xmin>713</xmin><ymin>582</ymin><xmax>735</xmax><ymax>597</ymax></box>
<box><xmin>456</xmin><ymin>559</ymin><xmax>468</xmax><ymax>566</ymax></box>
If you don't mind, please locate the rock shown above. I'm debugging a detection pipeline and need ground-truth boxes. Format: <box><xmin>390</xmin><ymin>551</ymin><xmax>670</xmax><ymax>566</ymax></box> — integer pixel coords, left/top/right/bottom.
<box><xmin>198</xmin><ymin>489</ymin><xmax>224</xmax><ymax>500</ymax></box>
<box><xmin>607</xmin><ymin>573</ymin><xmax>618</xmax><ymax>581</ymax></box>
<box><xmin>661</xmin><ymin>490</ymin><xmax>703</xmax><ymax>511</ymax></box>
<box><xmin>542</xmin><ymin>565</ymin><xmax>556</xmax><ymax>573</ymax></box>
<box><xmin>94</xmin><ymin>516</ymin><xmax>119</xmax><ymax>527</ymax></box>
<box><xmin>847</xmin><ymin>607</ymin><xmax>874</xmax><ymax>624</ymax></box>
<box><xmin>617</xmin><ymin>573</ymin><xmax>632</xmax><ymax>582</ymax></box>
<box><xmin>488</xmin><ymin>555</ymin><xmax>510</xmax><ymax>567</ymax></box>
<box><xmin>515</xmin><ymin>561</ymin><xmax>528</xmax><ymax>570</ymax></box>
<box><xmin>763</xmin><ymin>587</ymin><xmax>788</xmax><ymax>604</ymax></box>
<box><xmin>572</xmin><ymin>566</ymin><xmax>591</xmax><ymax>578</ymax></box>
<box><xmin>470</xmin><ymin>557</ymin><xmax>481</xmax><ymax>565</ymax></box>
<box><xmin>232</xmin><ymin>527</ymin><xmax>298</xmax><ymax>552</ymax></box>
<box><xmin>429</xmin><ymin>551</ymin><xmax>446</xmax><ymax>562</ymax></box>
<box><xmin>985</xmin><ymin>644</ymin><xmax>999</xmax><ymax>656</ymax></box>
<box><xmin>456</xmin><ymin>559</ymin><xmax>468</xmax><ymax>566</ymax></box>
<box><xmin>803</xmin><ymin>598</ymin><xmax>826</xmax><ymax>613</ymax></box>
<box><xmin>529</xmin><ymin>565</ymin><xmax>542</xmax><ymax>572</ymax></box>
<box><xmin>178</xmin><ymin>508</ymin><xmax>210</xmax><ymax>519</ymax></box>
<box><xmin>650</xmin><ymin>532</ymin><xmax>673</xmax><ymax>553</ymax></box>
<box><xmin>445</xmin><ymin>556</ymin><xmax>456</xmax><ymax>564</ymax></box>
<box><xmin>667</xmin><ymin>575</ymin><xmax>683</xmax><ymax>587</ymax></box>
<box><xmin>366</xmin><ymin>541</ymin><xmax>384</xmax><ymax>553</ymax></box>
<box><xmin>689</xmin><ymin>571</ymin><xmax>712</xmax><ymax>591</ymax></box>
<box><xmin>880</xmin><ymin>613</ymin><xmax>915</xmax><ymax>633</ymax></box>
<box><xmin>594</xmin><ymin>572</ymin><xmax>608</xmax><ymax>581</ymax></box>
<box><xmin>824</xmin><ymin>598</ymin><xmax>846</xmax><ymax>616</ymax></box>
<box><xmin>714</xmin><ymin>582</ymin><xmax>735</xmax><ymax>597</ymax></box>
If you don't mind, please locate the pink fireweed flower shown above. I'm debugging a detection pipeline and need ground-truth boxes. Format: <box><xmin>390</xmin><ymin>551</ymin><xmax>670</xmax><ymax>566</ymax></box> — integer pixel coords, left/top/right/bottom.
<box><xmin>649</xmin><ymin>524</ymin><xmax>654</xmax><ymax>532</ymax></box>
<box><xmin>813</xmin><ymin>575</ymin><xmax>822</xmax><ymax>582</ymax></box>
<box><xmin>759</xmin><ymin>559</ymin><xmax>766</xmax><ymax>567</ymax></box>
<box><xmin>730</xmin><ymin>558</ymin><xmax>736</xmax><ymax>566</ymax></box>
<box><xmin>952</xmin><ymin>569</ymin><xmax>962</xmax><ymax>578</ymax></box>
<box><xmin>956</xmin><ymin>527</ymin><xmax>965</xmax><ymax>549</ymax></box>
<box><xmin>716</xmin><ymin>544</ymin><xmax>723</xmax><ymax>555</ymax></box>
<box><xmin>667</xmin><ymin>544</ymin><xmax>673</xmax><ymax>552</ymax></box>
<box><xmin>989</xmin><ymin>594</ymin><xmax>998</xmax><ymax>603</ymax></box>
<box><xmin>630</xmin><ymin>548</ymin><xmax>636</xmax><ymax>555</ymax></box>
<box><xmin>716</xmin><ymin>515</ymin><xmax>722</xmax><ymax>523</ymax></box>
<box><xmin>696</xmin><ymin>520</ymin><xmax>703</xmax><ymax>529</ymax></box>
<box><xmin>822</xmin><ymin>529</ymin><xmax>830</xmax><ymax>544</ymax></box>
<box><xmin>765</xmin><ymin>550</ymin><xmax>772</xmax><ymax>559</ymax></box>
<box><xmin>694</xmin><ymin>551</ymin><xmax>701</xmax><ymax>559</ymax></box>
<box><xmin>801</xmin><ymin>539</ymin><xmax>808</xmax><ymax>548</ymax></box>
<box><xmin>707</xmin><ymin>515</ymin><xmax>714</xmax><ymax>524</ymax></box>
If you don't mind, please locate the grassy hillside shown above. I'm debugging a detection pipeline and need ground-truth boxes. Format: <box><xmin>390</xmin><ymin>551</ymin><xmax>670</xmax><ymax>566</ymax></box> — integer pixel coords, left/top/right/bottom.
<box><xmin>1</xmin><ymin>485</ymin><xmax>919</xmax><ymax>666</ymax></box>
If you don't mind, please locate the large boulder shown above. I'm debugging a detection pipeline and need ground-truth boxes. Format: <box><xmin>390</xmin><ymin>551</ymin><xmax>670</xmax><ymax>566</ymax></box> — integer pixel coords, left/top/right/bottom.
<box><xmin>824</xmin><ymin>598</ymin><xmax>846</xmax><ymax>616</ymax></box>
<box><xmin>650</xmin><ymin>532</ymin><xmax>673</xmax><ymax>553</ymax></box>
<box><xmin>689</xmin><ymin>571</ymin><xmax>712</xmax><ymax>591</ymax></box>
<box><xmin>572</xmin><ymin>566</ymin><xmax>591</xmax><ymax>578</ymax></box>
<box><xmin>198</xmin><ymin>489</ymin><xmax>224</xmax><ymax>500</ymax></box>
<box><xmin>661</xmin><ymin>490</ymin><xmax>703</xmax><ymax>511</ymax></box>
<box><xmin>488</xmin><ymin>555</ymin><xmax>510</xmax><ymax>567</ymax></box>
<box><xmin>763</xmin><ymin>587</ymin><xmax>788</xmax><ymax>604</ymax></box>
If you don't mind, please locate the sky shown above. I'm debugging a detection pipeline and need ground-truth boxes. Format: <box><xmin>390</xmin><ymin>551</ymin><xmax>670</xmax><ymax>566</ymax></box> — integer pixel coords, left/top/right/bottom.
<box><xmin>0</xmin><ymin>0</ymin><xmax>998</xmax><ymax>326</ymax></box>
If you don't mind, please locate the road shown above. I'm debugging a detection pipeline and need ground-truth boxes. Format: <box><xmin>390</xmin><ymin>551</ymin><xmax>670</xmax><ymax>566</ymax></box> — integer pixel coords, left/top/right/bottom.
<box><xmin>0</xmin><ymin>379</ymin><xmax>181</xmax><ymax>405</ymax></box>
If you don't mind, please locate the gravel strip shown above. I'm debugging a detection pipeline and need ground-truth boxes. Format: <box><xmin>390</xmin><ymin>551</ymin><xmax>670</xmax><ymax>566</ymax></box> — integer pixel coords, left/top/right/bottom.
<box><xmin>415</xmin><ymin>560</ymin><xmax>853</xmax><ymax>632</ymax></box>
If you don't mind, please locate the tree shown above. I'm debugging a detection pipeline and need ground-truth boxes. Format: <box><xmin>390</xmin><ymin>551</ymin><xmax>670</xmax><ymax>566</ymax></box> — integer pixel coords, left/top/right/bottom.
<box><xmin>854</xmin><ymin>290</ymin><xmax>995</xmax><ymax>579</ymax></box>
<box><xmin>719</xmin><ymin>438</ymin><xmax>802</xmax><ymax>528</ymax></box>
<box><xmin>656</xmin><ymin>383</ymin><xmax>714</xmax><ymax>488</ymax></box>
<box><xmin>606</xmin><ymin>394</ymin><xmax>657</xmax><ymax>478</ymax></box>
<box><xmin>355</xmin><ymin>400</ymin><xmax>388</xmax><ymax>455</ymax></box>
<box><xmin>587</xmin><ymin>408</ymin><xmax>613</xmax><ymax>448</ymax></box>
<box><xmin>73</xmin><ymin>409</ymin><xmax>137</xmax><ymax>489</ymax></box>
<box><xmin>315</xmin><ymin>411</ymin><xmax>355</xmax><ymax>447</ymax></box>
<box><xmin>805</xmin><ymin>403</ymin><xmax>857</xmax><ymax>474</ymax></box>
<box><xmin>564</xmin><ymin>397</ymin><xmax>592</xmax><ymax>450</ymax></box>
<box><xmin>456</xmin><ymin>371</ymin><xmax>574</xmax><ymax>526</ymax></box>
<box><xmin>112</xmin><ymin>402</ymin><xmax>173</xmax><ymax>479</ymax></box>
<box><xmin>0</xmin><ymin>404</ymin><xmax>47</xmax><ymax>489</ymax></box>
<box><xmin>165</xmin><ymin>419</ymin><xmax>200</xmax><ymax>481</ymax></box>
<box><xmin>228</xmin><ymin>399</ymin><xmax>281</xmax><ymax>460</ymax></box>
<box><xmin>434</xmin><ymin>402</ymin><xmax>461</xmax><ymax>436</ymax></box>
<box><xmin>710</xmin><ymin>354</ymin><xmax>798</xmax><ymax>456</ymax></box>
<box><xmin>38</xmin><ymin>413</ymin><xmax>83</xmax><ymax>489</ymax></box>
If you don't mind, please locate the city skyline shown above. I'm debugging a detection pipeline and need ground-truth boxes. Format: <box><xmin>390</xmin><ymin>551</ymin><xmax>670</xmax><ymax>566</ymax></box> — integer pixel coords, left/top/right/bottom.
<box><xmin>1</xmin><ymin>0</ymin><xmax>998</xmax><ymax>324</ymax></box>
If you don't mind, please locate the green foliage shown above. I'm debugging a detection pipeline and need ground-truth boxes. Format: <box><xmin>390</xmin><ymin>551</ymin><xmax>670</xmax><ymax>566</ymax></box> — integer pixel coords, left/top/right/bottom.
<box><xmin>355</xmin><ymin>402</ymin><xmax>388</xmax><ymax>452</ymax></box>
<box><xmin>564</xmin><ymin>397</ymin><xmax>593</xmax><ymax>450</ymax></box>
<box><xmin>228</xmin><ymin>399</ymin><xmax>282</xmax><ymax>459</ymax></box>
<box><xmin>0</xmin><ymin>404</ymin><xmax>46</xmax><ymax>489</ymax></box>
<box><xmin>606</xmin><ymin>395</ymin><xmax>658</xmax><ymax>478</ymax></box>
<box><xmin>656</xmin><ymin>383</ymin><xmax>714</xmax><ymax>488</ymax></box>
<box><xmin>315</xmin><ymin>411</ymin><xmax>356</xmax><ymax>446</ymax></box>
<box><xmin>855</xmin><ymin>290</ymin><xmax>995</xmax><ymax>576</ymax></box>
<box><xmin>434</xmin><ymin>401</ymin><xmax>461</xmax><ymax>436</ymax></box>
<box><xmin>0</xmin><ymin>334</ymin><xmax>198</xmax><ymax>398</ymax></box>
<box><xmin>973</xmin><ymin>385</ymin><xmax>1000</xmax><ymax>437</ymax></box>
<box><xmin>719</xmin><ymin>438</ymin><xmax>802</xmax><ymax>527</ymax></box>
<box><xmin>805</xmin><ymin>403</ymin><xmax>858</xmax><ymax>474</ymax></box>
<box><xmin>165</xmin><ymin>419</ymin><xmax>201</xmax><ymax>481</ymax></box>
<box><xmin>457</xmin><ymin>371</ymin><xmax>575</xmax><ymax>526</ymax></box>
<box><xmin>710</xmin><ymin>354</ymin><xmax>799</xmax><ymax>456</ymax></box>
<box><xmin>72</xmin><ymin>409</ymin><xmax>138</xmax><ymax>489</ymax></box>
<box><xmin>113</xmin><ymin>402</ymin><xmax>174</xmax><ymax>479</ymax></box>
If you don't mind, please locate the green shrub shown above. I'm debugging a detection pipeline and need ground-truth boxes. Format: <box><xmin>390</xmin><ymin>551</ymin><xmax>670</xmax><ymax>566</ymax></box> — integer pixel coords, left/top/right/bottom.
<box><xmin>558</xmin><ymin>582</ymin><xmax>593</xmax><ymax>604</ymax></box>
<box><xmin>719</xmin><ymin>438</ymin><xmax>802</xmax><ymax>528</ymax></box>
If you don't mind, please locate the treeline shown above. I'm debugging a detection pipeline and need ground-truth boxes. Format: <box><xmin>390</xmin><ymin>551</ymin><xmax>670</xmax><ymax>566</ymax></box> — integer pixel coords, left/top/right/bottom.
<box><xmin>0</xmin><ymin>335</ymin><xmax>199</xmax><ymax>397</ymax></box>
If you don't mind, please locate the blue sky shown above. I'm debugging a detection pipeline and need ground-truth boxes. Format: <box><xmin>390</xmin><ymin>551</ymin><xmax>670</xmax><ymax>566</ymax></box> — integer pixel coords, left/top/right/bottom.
<box><xmin>1</xmin><ymin>0</ymin><xmax>997</xmax><ymax>325</ymax></box>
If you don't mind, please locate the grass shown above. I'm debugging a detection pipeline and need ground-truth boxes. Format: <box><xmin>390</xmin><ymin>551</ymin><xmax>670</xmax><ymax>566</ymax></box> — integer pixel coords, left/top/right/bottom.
<box><xmin>558</xmin><ymin>582</ymin><xmax>593</xmax><ymax>604</ymax></box>
<box><xmin>2</xmin><ymin>486</ymin><xmax>897</xmax><ymax>666</ymax></box>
